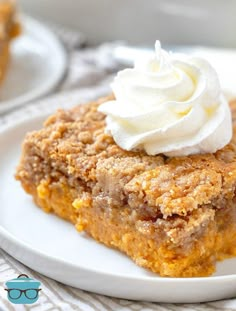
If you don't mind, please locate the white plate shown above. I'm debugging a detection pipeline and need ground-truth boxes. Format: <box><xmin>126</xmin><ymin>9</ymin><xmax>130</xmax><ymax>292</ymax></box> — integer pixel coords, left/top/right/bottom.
<box><xmin>1</xmin><ymin>91</ymin><xmax>236</xmax><ymax>303</ymax></box>
<box><xmin>0</xmin><ymin>15</ymin><xmax>67</xmax><ymax>114</ymax></box>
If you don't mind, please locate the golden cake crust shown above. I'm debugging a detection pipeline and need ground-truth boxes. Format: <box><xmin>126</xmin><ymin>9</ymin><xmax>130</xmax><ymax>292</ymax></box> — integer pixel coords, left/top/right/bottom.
<box><xmin>17</xmin><ymin>97</ymin><xmax>236</xmax><ymax>217</ymax></box>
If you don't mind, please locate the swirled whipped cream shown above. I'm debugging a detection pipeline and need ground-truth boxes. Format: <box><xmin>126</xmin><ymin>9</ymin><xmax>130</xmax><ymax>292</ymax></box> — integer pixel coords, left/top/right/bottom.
<box><xmin>98</xmin><ymin>41</ymin><xmax>232</xmax><ymax>156</ymax></box>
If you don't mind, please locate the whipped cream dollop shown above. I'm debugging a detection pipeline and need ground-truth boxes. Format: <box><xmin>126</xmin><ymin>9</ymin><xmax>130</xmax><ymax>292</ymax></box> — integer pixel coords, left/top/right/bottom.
<box><xmin>98</xmin><ymin>41</ymin><xmax>232</xmax><ymax>156</ymax></box>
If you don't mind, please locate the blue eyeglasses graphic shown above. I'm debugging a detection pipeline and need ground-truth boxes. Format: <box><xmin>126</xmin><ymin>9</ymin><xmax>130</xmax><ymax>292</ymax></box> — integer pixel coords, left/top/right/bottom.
<box><xmin>5</xmin><ymin>288</ymin><xmax>41</xmax><ymax>299</ymax></box>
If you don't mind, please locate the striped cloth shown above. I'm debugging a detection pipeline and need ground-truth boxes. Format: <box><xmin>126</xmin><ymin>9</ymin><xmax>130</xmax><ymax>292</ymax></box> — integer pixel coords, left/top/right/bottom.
<box><xmin>1</xmin><ymin>19</ymin><xmax>236</xmax><ymax>311</ymax></box>
<box><xmin>2</xmin><ymin>249</ymin><xmax>236</xmax><ymax>311</ymax></box>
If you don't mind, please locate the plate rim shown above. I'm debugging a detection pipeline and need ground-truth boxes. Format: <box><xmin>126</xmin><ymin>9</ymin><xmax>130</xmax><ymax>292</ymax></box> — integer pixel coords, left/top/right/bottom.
<box><xmin>0</xmin><ymin>14</ymin><xmax>67</xmax><ymax>114</ymax></box>
<box><xmin>1</xmin><ymin>90</ymin><xmax>236</xmax><ymax>285</ymax></box>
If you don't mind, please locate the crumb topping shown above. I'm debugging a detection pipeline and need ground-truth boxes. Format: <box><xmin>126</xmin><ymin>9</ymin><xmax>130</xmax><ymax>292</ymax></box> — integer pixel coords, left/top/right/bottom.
<box><xmin>16</xmin><ymin>97</ymin><xmax>236</xmax><ymax>241</ymax></box>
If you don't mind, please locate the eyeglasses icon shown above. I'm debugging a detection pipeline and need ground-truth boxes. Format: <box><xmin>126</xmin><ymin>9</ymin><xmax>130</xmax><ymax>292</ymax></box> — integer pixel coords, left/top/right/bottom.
<box><xmin>5</xmin><ymin>288</ymin><xmax>41</xmax><ymax>300</ymax></box>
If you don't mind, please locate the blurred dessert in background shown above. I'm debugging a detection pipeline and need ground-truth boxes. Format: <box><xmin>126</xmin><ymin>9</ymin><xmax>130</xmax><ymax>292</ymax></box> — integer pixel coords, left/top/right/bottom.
<box><xmin>0</xmin><ymin>0</ymin><xmax>20</xmax><ymax>84</ymax></box>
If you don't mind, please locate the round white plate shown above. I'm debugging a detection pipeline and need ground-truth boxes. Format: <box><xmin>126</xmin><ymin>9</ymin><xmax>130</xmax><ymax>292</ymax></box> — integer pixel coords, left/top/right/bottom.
<box><xmin>0</xmin><ymin>15</ymin><xmax>67</xmax><ymax>114</ymax></box>
<box><xmin>1</xmin><ymin>91</ymin><xmax>236</xmax><ymax>303</ymax></box>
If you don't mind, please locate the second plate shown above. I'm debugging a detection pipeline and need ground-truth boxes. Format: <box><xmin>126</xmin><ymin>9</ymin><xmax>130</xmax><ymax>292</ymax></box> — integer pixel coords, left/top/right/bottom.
<box><xmin>0</xmin><ymin>15</ymin><xmax>67</xmax><ymax>114</ymax></box>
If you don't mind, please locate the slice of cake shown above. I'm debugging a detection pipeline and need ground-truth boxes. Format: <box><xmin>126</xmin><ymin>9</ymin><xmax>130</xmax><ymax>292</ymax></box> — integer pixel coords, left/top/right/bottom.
<box><xmin>0</xmin><ymin>0</ymin><xmax>20</xmax><ymax>84</ymax></box>
<box><xmin>15</xmin><ymin>95</ymin><xmax>236</xmax><ymax>277</ymax></box>
<box><xmin>16</xmin><ymin>42</ymin><xmax>236</xmax><ymax>277</ymax></box>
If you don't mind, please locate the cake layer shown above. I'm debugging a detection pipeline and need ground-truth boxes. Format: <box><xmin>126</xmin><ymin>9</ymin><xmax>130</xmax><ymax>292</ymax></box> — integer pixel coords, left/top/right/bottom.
<box><xmin>18</xmin><ymin>175</ymin><xmax>236</xmax><ymax>277</ymax></box>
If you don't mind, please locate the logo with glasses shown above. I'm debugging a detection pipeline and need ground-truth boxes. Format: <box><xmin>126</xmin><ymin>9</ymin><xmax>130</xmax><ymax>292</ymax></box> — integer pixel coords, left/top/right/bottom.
<box><xmin>5</xmin><ymin>274</ymin><xmax>41</xmax><ymax>304</ymax></box>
